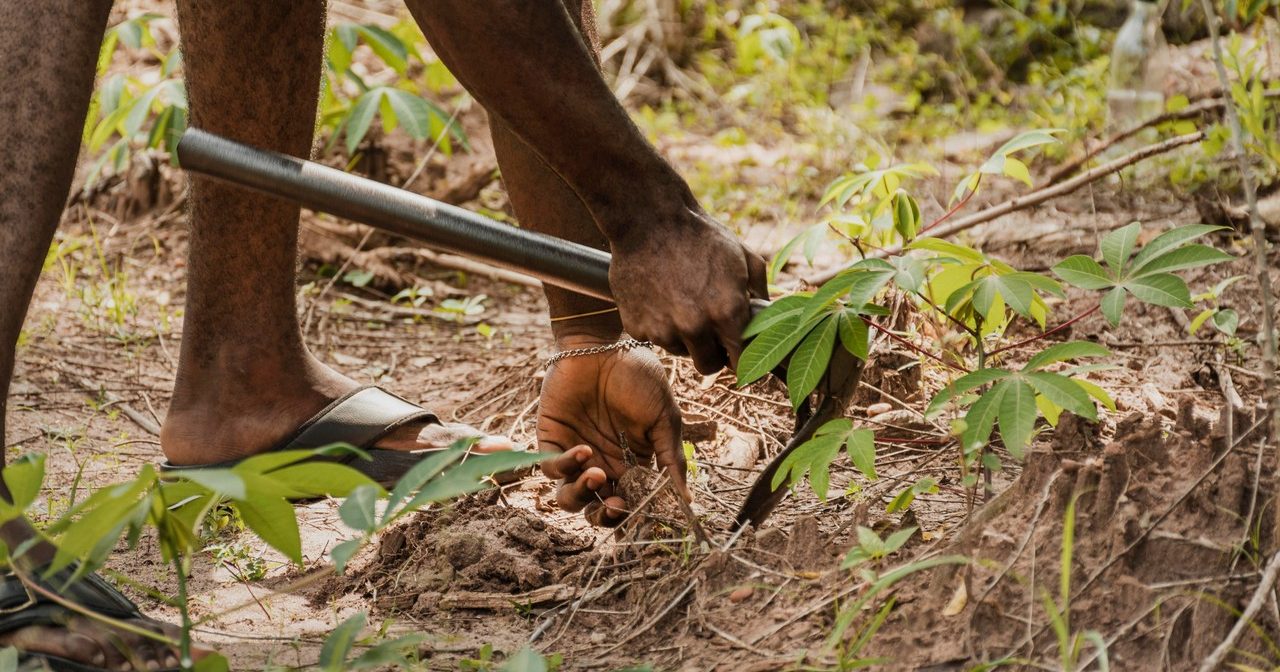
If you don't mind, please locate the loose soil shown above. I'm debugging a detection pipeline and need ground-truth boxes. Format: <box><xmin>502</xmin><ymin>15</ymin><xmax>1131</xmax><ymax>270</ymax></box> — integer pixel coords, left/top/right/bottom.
<box><xmin>7</xmin><ymin>3</ymin><xmax>1280</xmax><ymax>670</ymax></box>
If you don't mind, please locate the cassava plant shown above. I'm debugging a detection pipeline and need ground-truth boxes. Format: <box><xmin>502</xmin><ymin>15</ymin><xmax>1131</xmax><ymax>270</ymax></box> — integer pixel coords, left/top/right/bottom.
<box><xmin>739</xmin><ymin>128</ymin><xmax>1236</xmax><ymax>509</ymax></box>
<box><xmin>0</xmin><ymin>441</ymin><xmax>546</xmax><ymax>671</ymax></box>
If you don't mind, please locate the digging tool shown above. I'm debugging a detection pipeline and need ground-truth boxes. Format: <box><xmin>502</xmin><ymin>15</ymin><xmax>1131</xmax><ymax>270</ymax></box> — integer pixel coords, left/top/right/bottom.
<box><xmin>175</xmin><ymin>128</ymin><xmax>867</xmax><ymax>529</ymax></box>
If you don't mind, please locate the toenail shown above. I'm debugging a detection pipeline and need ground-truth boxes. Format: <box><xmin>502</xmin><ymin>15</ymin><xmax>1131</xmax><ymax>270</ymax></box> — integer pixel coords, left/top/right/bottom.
<box><xmin>165</xmin><ymin>655</ymin><xmax>179</xmax><ymax>667</ymax></box>
<box><xmin>93</xmin><ymin>653</ymin><xmax>106</xmax><ymax>666</ymax></box>
<box><xmin>147</xmin><ymin>660</ymin><xmax>161</xmax><ymax>671</ymax></box>
<box><xmin>119</xmin><ymin>664</ymin><xmax>132</xmax><ymax>672</ymax></box>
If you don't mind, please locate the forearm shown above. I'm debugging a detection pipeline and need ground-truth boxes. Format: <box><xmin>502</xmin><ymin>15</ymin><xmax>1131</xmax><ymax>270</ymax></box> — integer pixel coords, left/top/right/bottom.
<box><xmin>407</xmin><ymin>0</ymin><xmax>694</xmax><ymax>246</ymax></box>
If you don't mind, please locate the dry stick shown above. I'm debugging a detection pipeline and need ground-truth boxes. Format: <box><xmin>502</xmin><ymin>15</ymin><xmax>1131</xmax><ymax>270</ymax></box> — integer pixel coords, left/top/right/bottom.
<box><xmin>1197</xmin><ymin>550</ymin><xmax>1280</xmax><ymax>672</ymax></box>
<box><xmin>600</xmin><ymin>579</ymin><xmax>698</xmax><ymax>656</ymax></box>
<box><xmin>1046</xmin><ymin>91</ymin><xmax>1280</xmax><ymax>185</ymax></box>
<box><xmin>1200</xmin><ymin>0</ymin><xmax>1280</xmax><ymax>469</ymax></box>
<box><xmin>67</xmin><ymin>374</ymin><xmax>161</xmax><ymax>436</ymax></box>
<box><xmin>805</xmin><ymin>131</ymin><xmax>1206</xmax><ymax>286</ymax></box>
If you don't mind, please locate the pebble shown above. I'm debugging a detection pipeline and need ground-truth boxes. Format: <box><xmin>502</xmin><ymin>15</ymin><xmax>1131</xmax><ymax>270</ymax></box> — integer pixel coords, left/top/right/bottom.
<box><xmin>728</xmin><ymin>586</ymin><xmax>754</xmax><ymax>603</ymax></box>
<box><xmin>866</xmin><ymin>402</ymin><xmax>893</xmax><ymax>417</ymax></box>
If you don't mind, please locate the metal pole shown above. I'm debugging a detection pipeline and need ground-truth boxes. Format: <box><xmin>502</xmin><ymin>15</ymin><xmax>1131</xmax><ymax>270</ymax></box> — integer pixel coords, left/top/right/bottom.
<box><xmin>176</xmin><ymin>129</ymin><xmax>614</xmax><ymax>301</ymax></box>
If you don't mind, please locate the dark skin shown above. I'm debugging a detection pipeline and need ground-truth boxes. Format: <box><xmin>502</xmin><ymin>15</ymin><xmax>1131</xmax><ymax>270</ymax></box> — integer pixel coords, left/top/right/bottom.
<box><xmin>0</xmin><ymin>0</ymin><xmax>765</xmax><ymax>667</ymax></box>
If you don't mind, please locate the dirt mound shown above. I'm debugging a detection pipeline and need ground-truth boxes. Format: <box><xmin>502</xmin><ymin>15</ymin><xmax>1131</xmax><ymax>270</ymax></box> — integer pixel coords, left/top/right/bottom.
<box><xmin>864</xmin><ymin>400</ymin><xmax>1278</xmax><ymax>669</ymax></box>
<box><xmin>344</xmin><ymin>497</ymin><xmax>597</xmax><ymax>617</ymax></box>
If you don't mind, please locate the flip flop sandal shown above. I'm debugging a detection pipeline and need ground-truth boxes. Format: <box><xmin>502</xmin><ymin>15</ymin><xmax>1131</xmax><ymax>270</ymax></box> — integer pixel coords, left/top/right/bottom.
<box><xmin>159</xmin><ymin>386</ymin><xmax>527</xmax><ymax>488</ymax></box>
<box><xmin>2</xmin><ymin>565</ymin><xmax>179</xmax><ymax>672</ymax></box>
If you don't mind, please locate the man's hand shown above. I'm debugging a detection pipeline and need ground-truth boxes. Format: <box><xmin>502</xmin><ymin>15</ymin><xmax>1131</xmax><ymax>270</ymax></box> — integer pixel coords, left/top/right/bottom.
<box><xmin>537</xmin><ymin>335</ymin><xmax>685</xmax><ymax>526</ymax></box>
<box><xmin>609</xmin><ymin>202</ymin><xmax>768</xmax><ymax>375</ymax></box>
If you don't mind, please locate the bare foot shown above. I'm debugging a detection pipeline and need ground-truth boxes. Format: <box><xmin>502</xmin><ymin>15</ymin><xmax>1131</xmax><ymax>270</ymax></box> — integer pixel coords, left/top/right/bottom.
<box><xmin>161</xmin><ymin>353</ymin><xmax>511</xmax><ymax>466</ymax></box>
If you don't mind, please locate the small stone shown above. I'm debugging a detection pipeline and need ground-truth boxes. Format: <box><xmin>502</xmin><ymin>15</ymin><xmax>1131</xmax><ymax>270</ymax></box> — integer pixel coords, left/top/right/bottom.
<box><xmin>728</xmin><ymin>586</ymin><xmax>755</xmax><ymax>603</ymax></box>
<box><xmin>866</xmin><ymin>402</ymin><xmax>893</xmax><ymax>417</ymax></box>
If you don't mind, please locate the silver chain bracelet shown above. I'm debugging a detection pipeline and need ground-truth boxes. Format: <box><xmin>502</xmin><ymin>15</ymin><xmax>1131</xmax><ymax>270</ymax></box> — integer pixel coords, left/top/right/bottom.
<box><xmin>545</xmin><ymin>338</ymin><xmax>653</xmax><ymax>366</ymax></box>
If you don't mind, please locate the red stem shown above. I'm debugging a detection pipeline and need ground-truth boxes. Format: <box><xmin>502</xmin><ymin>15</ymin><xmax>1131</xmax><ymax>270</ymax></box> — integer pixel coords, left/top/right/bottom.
<box><xmin>920</xmin><ymin>187</ymin><xmax>977</xmax><ymax>235</ymax></box>
<box><xmin>875</xmin><ymin>436</ymin><xmax>949</xmax><ymax>445</ymax></box>
<box><xmin>987</xmin><ymin>303</ymin><xmax>1101</xmax><ymax>358</ymax></box>
<box><xmin>862</xmin><ymin>317</ymin><xmax>969</xmax><ymax>373</ymax></box>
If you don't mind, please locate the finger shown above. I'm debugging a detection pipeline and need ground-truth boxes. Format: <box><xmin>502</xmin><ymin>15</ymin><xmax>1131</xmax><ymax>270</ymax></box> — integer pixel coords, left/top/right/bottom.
<box><xmin>555</xmin><ymin>466</ymin><xmax>608</xmax><ymax>512</ymax></box>
<box><xmin>683</xmin><ymin>326</ymin><xmax>728</xmax><ymax>375</ymax></box>
<box><xmin>745</xmin><ymin>248</ymin><xmax>769</xmax><ymax>299</ymax></box>
<box><xmin>712</xmin><ymin>296</ymin><xmax>751</xmax><ymax>370</ymax></box>
<box><xmin>649</xmin><ymin>406</ymin><xmax>691</xmax><ymax>503</ymax></box>
<box><xmin>540</xmin><ymin>444</ymin><xmax>592</xmax><ymax>480</ymax></box>
<box><xmin>585</xmin><ymin>495</ymin><xmax>628</xmax><ymax>527</ymax></box>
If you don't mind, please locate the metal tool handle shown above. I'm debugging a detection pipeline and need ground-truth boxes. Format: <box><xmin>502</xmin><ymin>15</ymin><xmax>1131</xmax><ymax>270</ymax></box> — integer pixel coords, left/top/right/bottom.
<box><xmin>176</xmin><ymin>129</ymin><xmax>614</xmax><ymax>301</ymax></box>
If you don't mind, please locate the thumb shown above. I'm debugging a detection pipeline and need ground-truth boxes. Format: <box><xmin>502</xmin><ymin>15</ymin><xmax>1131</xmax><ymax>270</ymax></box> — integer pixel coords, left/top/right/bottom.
<box><xmin>649</xmin><ymin>409</ymin><xmax>691</xmax><ymax>502</ymax></box>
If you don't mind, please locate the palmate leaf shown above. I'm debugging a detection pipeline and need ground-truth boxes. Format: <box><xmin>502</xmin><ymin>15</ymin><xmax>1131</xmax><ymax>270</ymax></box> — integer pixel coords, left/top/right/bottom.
<box><xmin>1052</xmin><ymin>255</ymin><xmax>1113</xmax><ymax>290</ymax></box>
<box><xmin>1128</xmin><ymin>225</ymin><xmax>1224</xmax><ymax>271</ymax></box>
<box><xmin>383</xmin><ymin>88</ymin><xmax>432</xmax><ymax>139</ymax></box>
<box><xmin>1101</xmin><ymin>286</ymin><xmax>1127</xmax><ymax>326</ymax></box>
<box><xmin>1025</xmin><ymin>372</ymin><xmax>1097</xmax><ymax>420</ymax></box>
<box><xmin>846</xmin><ymin>428</ymin><xmax>877</xmax><ymax>480</ymax></box>
<box><xmin>771</xmin><ymin>420</ymin><xmax>848</xmax><ymax>497</ymax></box>
<box><xmin>1100</xmin><ymin>222</ymin><xmax>1141</xmax><ymax>275</ymax></box>
<box><xmin>1022</xmin><ymin>341</ymin><xmax>1110</xmax><ymax>372</ymax></box>
<box><xmin>997</xmin><ymin>381</ymin><xmax>1038</xmax><ymax>458</ymax></box>
<box><xmin>1123</xmin><ymin>273</ymin><xmax>1192</xmax><ymax>308</ymax></box>
<box><xmin>837</xmin><ymin>310</ymin><xmax>870</xmax><ymax>360</ymax></box>
<box><xmin>1128</xmin><ymin>244</ymin><xmax>1235</xmax><ymax>277</ymax></box>
<box><xmin>345</xmin><ymin>89</ymin><xmax>383</xmax><ymax>154</ymax></box>
<box><xmin>737</xmin><ymin>310</ymin><xmax>820</xmax><ymax>386</ymax></box>
<box><xmin>961</xmin><ymin>384</ymin><xmax>1004</xmax><ymax>452</ymax></box>
<box><xmin>926</xmin><ymin>368</ymin><xmax>1013</xmax><ymax>418</ymax></box>
<box><xmin>799</xmin><ymin>268</ymin><xmax>894</xmax><ymax>325</ymax></box>
<box><xmin>743</xmin><ymin>294</ymin><xmax>809</xmax><ymax>338</ymax></box>
<box><xmin>787</xmin><ymin>315</ymin><xmax>838</xmax><ymax>408</ymax></box>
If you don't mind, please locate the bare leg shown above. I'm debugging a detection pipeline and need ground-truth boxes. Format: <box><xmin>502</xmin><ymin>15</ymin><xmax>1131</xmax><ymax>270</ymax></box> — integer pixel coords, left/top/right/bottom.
<box><xmin>0</xmin><ymin>3</ymin><xmax>187</xmax><ymax>669</ymax></box>
<box><xmin>162</xmin><ymin>0</ymin><xmax>507</xmax><ymax>465</ymax></box>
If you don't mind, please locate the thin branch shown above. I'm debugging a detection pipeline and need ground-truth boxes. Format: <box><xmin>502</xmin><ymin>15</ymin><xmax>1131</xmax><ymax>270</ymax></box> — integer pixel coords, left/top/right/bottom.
<box><xmin>1047</xmin><ymin>90</ymin><xmax>1280</xmax><ymax>184</ymax></box>
<box><xmin>988</xmin><ymin>304</ymin><xmax>1101</xmax><ymax>358</ymax></box>
<box><xmin>806</xmin><ymin>132</ymin><xmax>1206</xmax><ymax>285</ymax></box>
<box><xmin>1199</xmin><ymin>0</ymin><xmax>1280</xmax><ymax>458</ymax></box>
<box><xmin>861</xmin><ymin>317</ymin><xmax>968</xmax><ymax>373</ymax></box>
<box><xmin>1196</xmin><ymin>550</ymin><xmax>1280</xmax><ymax>672</ymax></box>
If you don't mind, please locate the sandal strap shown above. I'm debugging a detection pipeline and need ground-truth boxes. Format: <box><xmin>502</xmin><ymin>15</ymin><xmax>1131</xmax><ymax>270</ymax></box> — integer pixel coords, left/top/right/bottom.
<box><xmin>281</xmin><ymin>386</ymin><xmax>438</xmax><ymax>451</ymax></box>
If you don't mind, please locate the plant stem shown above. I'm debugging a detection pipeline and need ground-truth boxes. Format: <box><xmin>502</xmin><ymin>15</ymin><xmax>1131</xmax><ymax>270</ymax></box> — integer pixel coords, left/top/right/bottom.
<box><xmin>1199</xmin><ymin>0</ymin><xmax>1280</xmax><ymax>483</ymax></box>
<box><xmin>860</xmin><ymin>317</ymin><xmax>968</xmax><ymax>373</ymax></box>
<box><xmin>921</xmin><ymin>186</ymin><xmax>976</xmax><ymax>235</ymax></box>
<box><xmin>172</xmin><ymin>551</ymin><xmax>193</xmax><ymax>670</ymax></box>
<box><xmin>988</xmin><ymin>304</ymin><xmax>1101</xmax><ymax>358</ymax></box>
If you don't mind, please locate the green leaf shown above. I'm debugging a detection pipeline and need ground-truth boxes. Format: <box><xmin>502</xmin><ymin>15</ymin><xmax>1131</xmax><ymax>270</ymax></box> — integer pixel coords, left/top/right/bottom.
<box><xmin>339</xmin><ymin>484</ymin><xmax>381</xmax><ymax>534</ymax></box>
<box><xmin>1128</xmin><ymin>225</ymin><xmax>1224</xmax><ymax>272</ymax></box>
<box><xmin>1001</xmin><ymin>156</ymin><xmax>1033</xmax><ymax>186</ymax></box>
<box><xmin>787</xmin><ymin>316</ymin><xmax>838</xmax><ymax>408</ymax></box>
<box><xmin>1101</xmin><ymin>222</ymin><xmax>1141</xmax><ymax>275</ymax></box>
<box><xmin>320</xmin><ymin>612</ymin><xmax>367</xmax><ymax>672</ymax></box>
<box><xmin>801</xmin><ymin>268</ymin><xmax>893</xmax><ymax>325</ymax></box>
<box><xmin>349</xmin><ymin>635</ymin><xmax>426</xmax><ymax>671</ymax></box>
<box><xmin>737</xmin><ymin>312</ymin><xmax>819</xmax><ymax>387</ymax></box>
<box><xmin>907</xmin><ymin>238</ymin><xmax>986</xmax><ymax>264</ymax></box>
<box><xmin>997</xmin><ymin>381</ymin><xmax>1037</xmax><ymax>458</ymax></box>
<box><xmin>1101</xmin><ymin>286</ymin><xmax>1127</xmax><ymax>326</ymax></box>
<box><xmin>883</xmin><ymin>526</ymin><xmax>917</xmax><ymax>553</ymax></box>
<box><xmin>837</xmin><ymin>311</ymin><xmax>870</xmax><ymax>360</ymax></box>
<box><xmin>1052</xmin><ymin>255</ymin><xmax>1113</xmax><ymax>290</ymax></box>
<box><xmin>1189</xmin><ymin>308</ymin><xmax>1215</xmax><ymax>336</ymax></box>
<box><xmin>1123</xmin><ymin>273</ymin><xmax>1192</xmax><ymax>308</ymax></box>
<box><xmin>193</xmin><ymin>653</ymin><xmax>231</xmax><ymax>672</ymax></box>
<box><xmin>1022</xmin><ymin>341</ymin><xmax>1110</xmax><ymax>371</ymax></box>
<box><xmin>502</xmin><ymin>648</ymin><xmax>549</xmax><ymax>672</ymax></box>
<box><xmin>1128</xmin><ymin>244</ymin><xmax>1234</xmax><ymax>278</ymax></box>
<box><xmin>331</xmin><ymin>538</ymin><xmax>363</xmax><ymax>575</ymax></box>
<box><xmin>925</xmin><ymin>368</ymin><xmax>1012</xmax><ymax>418</ymax></box>
<box><xmin>169</xmin><ymin>469</ymin><xmax>246</xmax><ymax>500</ymax></box>
<box><xmin>383</xmin><ymin>446</ymin><xmax>467</xmax><ymax>524</ymax></box>
<box><xmin>237</xmin><ymin>494</ymin><xmax>302</xmax><ymax>564</ymax></box>
<box><xmin>1</xmin><ymin>454</ymin><xmax>45</xmax><ymax>514</ymax></box>
<box><xmin>269</xmin><ymin>463</ymin><xmax>381</xmax><ymax>499</ymax></box>
<box><xmin>345</xmin><ymin>89</ymin><xmax>384</xmax><ymax>154</ymax></box>
<box><xmin>355</xmin><ymin>25</ymin><xmax>409</xmax><ymax>74</ymax></box>
<box><xmin>991</xmin><ymin>128</ymin><xmax>1065</xmax><ymax>157</ymax></box>
<box><xmin>1025</xmin><ymin>372</ymin><xmax>1097</xmax><ymax>420</ymax></box>
<box><xmin>846</xmin><ymin>429</ymin><xmax>877</xmax><ymax>480</ymax></box>
<box><xmin>892</xmin><ymin>190</ymin><xmax>921</xmax><ymax>240</ymax></box>
<box><xmin>1212</xmin><ymin>308</ymin><xmax>1239</xmax><ymax>336</ymax></box>
<box><xmin>743</xmin><ymin>294</ymin><xmax>809</xmax><ymax>338</ymax></box>
<box><xmin>383</xmin><ymin>88</ymin><xmax>432</xmax><ymax>140</ymax></box>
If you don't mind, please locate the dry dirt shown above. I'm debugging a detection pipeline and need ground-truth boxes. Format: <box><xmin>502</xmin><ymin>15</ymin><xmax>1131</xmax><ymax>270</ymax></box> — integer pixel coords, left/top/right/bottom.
<box><xmin>7</xmin><ymin>4</ymin><xmax>1280</xmax><ymax>671</ymax></box>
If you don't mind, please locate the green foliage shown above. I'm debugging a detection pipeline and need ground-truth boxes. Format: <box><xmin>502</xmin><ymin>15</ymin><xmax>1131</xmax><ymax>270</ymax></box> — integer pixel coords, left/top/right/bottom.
<box><xmin>841</xmin><ymin>526</ymin><xmax>916</xmax><ymax>569</ymax></box>
<box><xmin>320</xmin><ymin>20</ymin><xmax>468</xmax><ymax>156</ymax></box>
<box><xmin>772</xmin><ymin>420</ymin><xmax>875</xmax><ymax>500</ymax></box>
<box><xmin>1052</xmin><ymin>223</ymin><xmax>1233</xmax><ymax>326</ymax></box>
<box><xmin>318</xmin><ymin>612</ymin><xmax>425</xmax><ymax>672</ymax></box>
<box><xmin>83</xmin><ymin>14</ymin><xmax>186</xmax><ymax>185</ymax></box>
